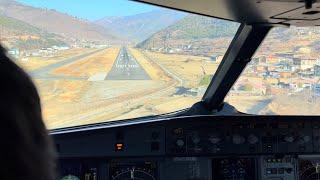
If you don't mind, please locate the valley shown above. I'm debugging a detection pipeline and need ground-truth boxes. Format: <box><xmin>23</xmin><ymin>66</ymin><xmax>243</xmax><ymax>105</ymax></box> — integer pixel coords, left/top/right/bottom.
<box><xmin>2</xmin><ymin>0</ymin><xmax>320</xmax><ymax>129</ymax></box>
<box><xmin>25</xmin><ymin>46</ymin><xmax>200</xmax><ymax>129</ymax></box>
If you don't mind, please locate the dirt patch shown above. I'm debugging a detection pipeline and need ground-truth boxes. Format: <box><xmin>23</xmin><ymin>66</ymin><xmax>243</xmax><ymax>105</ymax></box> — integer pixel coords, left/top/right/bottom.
<box><xmin>267</xmin><ymin>94</ymin><xmax>320</xmax><ymax>115</ymax></box>
<box><xmin>52</xmin><ymin>47</ymin><xmax>120</xmax><ymax>77</ymax></box>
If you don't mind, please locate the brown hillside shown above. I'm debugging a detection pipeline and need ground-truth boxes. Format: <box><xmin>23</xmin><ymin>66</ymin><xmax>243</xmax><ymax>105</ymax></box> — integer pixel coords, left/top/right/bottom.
<box><xmin>0</xmin><ymin>0</ymin><xmax>119</xmax><ymax>42</ymax></box>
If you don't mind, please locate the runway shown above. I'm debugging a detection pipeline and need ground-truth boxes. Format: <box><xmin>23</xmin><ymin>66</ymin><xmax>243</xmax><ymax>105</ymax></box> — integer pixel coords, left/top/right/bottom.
<box><xmin>29</xmin><ymin>48</ymin><xmax>106</xmax><ymax>80</ymax></box>
<box><xmin>105</xmin><ymin>47</ymin><xmax>150</xmax><ymax>80</ymax></box>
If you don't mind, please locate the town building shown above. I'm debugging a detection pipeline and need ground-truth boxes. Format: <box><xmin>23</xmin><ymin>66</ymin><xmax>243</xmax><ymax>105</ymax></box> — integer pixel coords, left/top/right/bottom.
<box><xmin>315</xmin><ymin>64</ymin><xmax>320</xmax><ymax>76</ymax></box>
<box><xmin>301</xmin><ymin>58</ymin><xmax>316</xmax><ymax>70</ymax></box>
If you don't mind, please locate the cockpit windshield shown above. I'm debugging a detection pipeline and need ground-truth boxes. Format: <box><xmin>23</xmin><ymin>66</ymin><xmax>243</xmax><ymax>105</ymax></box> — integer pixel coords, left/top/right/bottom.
<box><xmin>226</xmin><ymin>27</ymin><xmax>320</xmax><ymax>115</ymax></box>
<box><xmin>1</xmin><ymin>0</ymin><xmax>239</xmax><ymax>129</ymax></box>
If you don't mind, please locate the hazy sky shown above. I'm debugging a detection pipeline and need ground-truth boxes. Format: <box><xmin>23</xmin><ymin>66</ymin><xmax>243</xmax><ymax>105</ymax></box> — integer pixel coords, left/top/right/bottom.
<box><xmin>16</xmin><ymin>0</ymin><xmax>158</xmax><ymax>21</ymax></box>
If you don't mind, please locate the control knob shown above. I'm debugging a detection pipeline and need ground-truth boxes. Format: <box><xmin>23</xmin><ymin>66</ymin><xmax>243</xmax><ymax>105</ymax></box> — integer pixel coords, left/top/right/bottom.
<box><xmin>209</xmin><ymin>134</ymin><xmax>221</xmax><ymax>144</ymax></box>
<box><xmin>303</xmin><ymin>135</ymin><xmax>311</xmax><ymax>143</ymax></box>
<box><xmin>191</xmin><ymin>134</ymin><xmax>201</xmax><ymax>144</ymax></box>
<box><xmin>298</xmin><ymin>135</ymin><xmax>311</xmax><ymax>144</ymax></box>
<box><xmin>247</xmin><ymin>134</ymin><xmax>259</xmax><ymax>144</ymax></box>
<box><xmin>176</xmin><ymin>139</ymin><xmax>185</xmax><ymax>147</ymax></box>
<box><xmin>284</xmin><ymin>135</ymin><xmax>295</xmax><ymax>143</ymax></box>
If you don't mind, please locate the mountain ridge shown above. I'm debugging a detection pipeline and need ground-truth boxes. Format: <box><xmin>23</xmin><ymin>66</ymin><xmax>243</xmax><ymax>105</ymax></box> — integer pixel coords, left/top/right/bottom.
<box><xmin>95</xmin><ymin>9</ymin><xmax>186</xmax><ymax>42</ymax></box>
<box><xmin>0</xmin><ymin>14</ymin><xmax>67</xmax><ymax>50</ymax></box>
<box><xmin>136</xmin><ymin>14</ymin><xmax>239</xmax><ymax>56</ymax></box>
<box><xmin>0</xmin><ymin>0</ymin><xmax>119</xmax><ymax>42</ymax></box>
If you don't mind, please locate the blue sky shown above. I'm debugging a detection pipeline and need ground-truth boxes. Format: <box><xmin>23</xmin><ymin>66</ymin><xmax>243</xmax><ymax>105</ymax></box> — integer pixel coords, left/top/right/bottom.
<box><xmin>16</xmin><ymin>0</ymin><xmax>158</xmax><ymax>21</ymax></box>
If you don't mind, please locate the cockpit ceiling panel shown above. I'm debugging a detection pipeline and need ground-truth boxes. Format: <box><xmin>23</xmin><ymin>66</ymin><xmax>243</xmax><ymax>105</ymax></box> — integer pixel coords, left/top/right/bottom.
<box><xmin>135</xmin><ymin>0</ymin><xmax>320</xmax><ymax>26</ymax></box>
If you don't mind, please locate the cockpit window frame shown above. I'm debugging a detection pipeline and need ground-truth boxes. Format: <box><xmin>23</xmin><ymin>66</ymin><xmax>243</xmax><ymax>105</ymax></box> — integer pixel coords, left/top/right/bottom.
<box><xmin>201</xmin><ymin>24</ymin><xmax>273</xmax><ymax>110</ymax></box>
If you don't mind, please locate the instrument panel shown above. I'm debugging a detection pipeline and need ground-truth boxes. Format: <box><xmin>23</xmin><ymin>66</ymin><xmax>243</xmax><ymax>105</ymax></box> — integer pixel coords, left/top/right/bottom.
<box><xmin>53</xmin><ymin>115</ymin><xmax>320</xmax><ymax>179</ymax></box>
<box><xmin>212</xmin><ymin>158</ymin><xmax>256</xmax><ymax>179</ymax></box>
<box><xmin>59</xmin><ymin>156</ymin><xmax>320</xmax><ymax>180</ymax></box>
<box><xmin>109</xmin><ymin>161</ymin><xmax>157</xmax><ymax>180</ymax></box>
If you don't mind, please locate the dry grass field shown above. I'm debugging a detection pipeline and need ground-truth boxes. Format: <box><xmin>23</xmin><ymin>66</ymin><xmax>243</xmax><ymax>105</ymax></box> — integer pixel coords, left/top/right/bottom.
<box><xmin>17</xmin><ymin>48</ymin><xmax>95</xmax><ymax>71</ymax></box>
<box><xmin>267</xmin><ymin>95</ymin><xmax>320</xmax><ymax>115</ymax></box>
<box><xmin>225</xmin><ymin>95</ymin><xmax>270</xmax><ymax>113</ymax></box>
<box><xmin>38</xmin><ymin>48</ymin><xmax>195</xmax><ymax>128</ymax></box>
<box><xmin>144</xmin><ymin>51</ymin><xmax>220</xmax><ymax>88</ymax></box>
<box><xmin>20</xmin><ymin>46</ymin><xmax>225</xmax><ymax>129</ymax></box>
<box><xmin>129</xmin><ymin>48</ymin><xmax>171</xmax><ymax>81</ymax></box>
<box><xmin>52</xmin><ymin>47</ymin><xmax>120</xmax><ymax>77</ymax></box>
<box><xmin>40</xmin><ymin>80</ymin><xmax>168</xmax><ymax>129</ymax></box>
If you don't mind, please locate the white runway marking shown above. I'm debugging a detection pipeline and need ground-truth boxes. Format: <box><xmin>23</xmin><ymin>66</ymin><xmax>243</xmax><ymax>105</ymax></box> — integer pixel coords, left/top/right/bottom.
<box><xmin>88</xmin><ymin>72</ymin><xmax>108</xmax><ymax>81</ymax></box>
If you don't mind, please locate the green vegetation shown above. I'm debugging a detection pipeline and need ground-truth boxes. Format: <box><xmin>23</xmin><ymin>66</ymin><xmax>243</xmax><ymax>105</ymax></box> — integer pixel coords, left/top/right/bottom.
<box><xmin>239</xmin><ymin>84</ymin><xmax>254</xmax><ymax>91</ymax></box>
<box><xmin>136</xmin><ymin>14</ymin><xmax>239</xmax><ymax>52</ymax></box>
<box><xmin>14</xmin><ymin>38</ymin><xmax>66</xmax><ymax>50</ymax></box>
<box><xmin>0</xmin><ymin>15</ymin><xmax>41</xmax><ymax>34</ymax></box>
<box><xmin>168</xmin><ymin>15</ymin><xmax>239</xmax><ymax>39</ymax></box>
<box><xmin>199</xmin><ymin>75</ymin><xmax>213</xmax><ymax>86</ymax></box>
<box><xmin>0</xmin><ymin>15</ymin><xmax>67</xmax><ymax>50</ymax></box>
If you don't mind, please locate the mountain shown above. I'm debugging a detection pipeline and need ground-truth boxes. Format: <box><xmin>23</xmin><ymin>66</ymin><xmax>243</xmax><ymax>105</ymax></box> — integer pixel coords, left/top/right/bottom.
<box><xmin>0</xmin><ymin>0</ymin><xmax>118</xmax><ymax>42</ymax></box>
<box><xmin>95</xmin><ymin>9</ymin><xmax>186</xmax><ymax>42</ymax></box>
<box><xmin>136</xmin><ymin>14</ymin><xmax>239</xmax><ymax>56</ymax></box>
<box><xmin>0</xmin><ymin>14</ymin><xmax>66</xmax><ymax>50</ymax></box>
